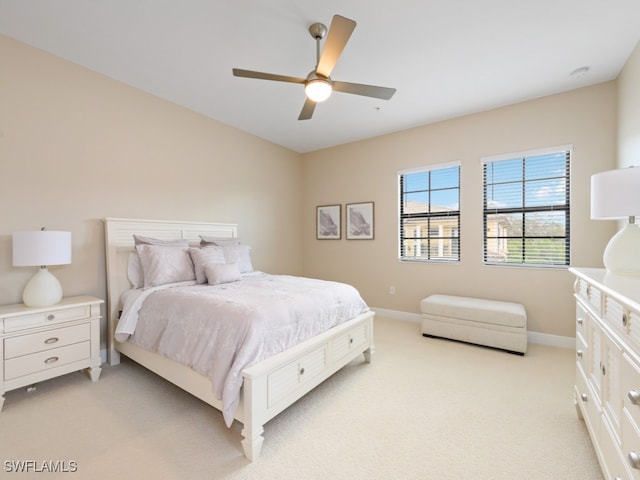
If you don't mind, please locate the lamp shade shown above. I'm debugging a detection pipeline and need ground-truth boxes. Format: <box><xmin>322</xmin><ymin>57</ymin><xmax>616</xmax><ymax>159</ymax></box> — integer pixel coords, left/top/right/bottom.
<box><xmin>591</xmin><ymin>167</ymin><xmax>640</xmax><ymax>219</ymax></box>
<box><xmin>12</xmin><ymin>230</ymin><xmax>72</xmax><ymax>267</ymax></box>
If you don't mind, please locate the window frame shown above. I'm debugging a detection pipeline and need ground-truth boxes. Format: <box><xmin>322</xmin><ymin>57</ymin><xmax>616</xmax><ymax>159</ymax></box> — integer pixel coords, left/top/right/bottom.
<box><xmin>398</xmin><ymin>162</ymin><xmax>461</xmax><ymax>263</ymax></box>
<box><xmin>481</xmin><ymin>145</ymin><xmax>572</xmax><ymax>268</ymax></box>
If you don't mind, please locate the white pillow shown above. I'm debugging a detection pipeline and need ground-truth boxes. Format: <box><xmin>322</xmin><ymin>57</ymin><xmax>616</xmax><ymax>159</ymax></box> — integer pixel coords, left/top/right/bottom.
<box><xmin>188</xmin><ymin>246</ymin><xmax>226</xmax><ymax>284</ymax></box>
<box><xmin>136</xmin><ymin>244</ymin><xmax>195</xmax><ymax>288</ymax></box>
<box><xmin>222</xmin><ymin>244</ymin><xmax>253</xmax><ymax>273</ymax></box>
<box><xmin>127</xmin><ymin>252</ymin><xmax>144</xmax><ymax>289</ymax></box>
<box><xmin>205</xmin><ymin>262</ymin><xmax>242</xmax><ymax>285</ymax></box>
<box><xmin>199</xmin><ymin>235</ymin><xmax>241</xmax><ymax>246</ymax></box>
<box><xmin>134</xmin><ymin>235</ymin><xmax>189</xmax><ymax>246</ymax></box>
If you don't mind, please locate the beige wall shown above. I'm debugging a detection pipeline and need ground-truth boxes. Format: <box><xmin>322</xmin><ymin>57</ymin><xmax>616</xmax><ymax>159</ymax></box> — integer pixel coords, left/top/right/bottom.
<box><xmin>0</xmin><ymin>35</ymin><xmax>303</xmax><ymax>339</ymax></box>
<box><xmin>302</xmin><ymin>83</ymin><xmax>618</xmax><ymax>338</ymax></box>
<box><xmin>618</xmin><ymin>41</ymin><xmax>640</xmax><ymax>168</ymax></box>
<box><xmin>0</xmin><ymin>32</ymin><xmax>630</xmax><ymax>342</ymax></box>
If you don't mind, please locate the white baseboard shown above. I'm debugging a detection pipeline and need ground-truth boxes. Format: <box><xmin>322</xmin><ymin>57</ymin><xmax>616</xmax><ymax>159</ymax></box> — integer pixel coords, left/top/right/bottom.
<box><xmin>371</xmin><ymin>307</ymin><xmax>575</xmax><ymax>350</ymax></box>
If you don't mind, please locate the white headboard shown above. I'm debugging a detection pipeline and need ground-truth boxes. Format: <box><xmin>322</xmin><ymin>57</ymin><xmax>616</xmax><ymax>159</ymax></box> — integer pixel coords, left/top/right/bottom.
<box><xmin>103</xmin><ymin>217</ymin><xmax>238</xmax><ymax>364</ymax></box>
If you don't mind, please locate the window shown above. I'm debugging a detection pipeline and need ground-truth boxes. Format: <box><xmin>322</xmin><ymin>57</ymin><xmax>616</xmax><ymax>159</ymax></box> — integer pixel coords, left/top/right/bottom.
<box><xmin>399</xmin><ymin>163</ymin><xmax>460</xmax><ymax>262</ymax></box>
<box><xmin>482</xmin><ymin>146</ymin><xmax>571</xmax><ymax>267</ymax></box>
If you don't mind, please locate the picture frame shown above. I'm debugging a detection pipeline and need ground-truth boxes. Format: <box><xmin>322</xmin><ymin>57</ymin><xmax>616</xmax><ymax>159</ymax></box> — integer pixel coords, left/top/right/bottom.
<box><xmin>316</xmin><ymin>204</ymin><xmax>341</xmax><ymax>240</ymax></box>
<box><xmin>346</xmin><ymin>202</ymin><xmax>374</xmax><ymax>240</ymax></box>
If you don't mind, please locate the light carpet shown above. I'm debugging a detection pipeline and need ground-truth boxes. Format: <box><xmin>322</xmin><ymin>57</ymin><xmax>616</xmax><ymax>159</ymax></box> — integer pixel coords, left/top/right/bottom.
<box><xmin>0</xmin><ymin>317</ymin><xmax>602</xmax><ymax>480</ymax></box>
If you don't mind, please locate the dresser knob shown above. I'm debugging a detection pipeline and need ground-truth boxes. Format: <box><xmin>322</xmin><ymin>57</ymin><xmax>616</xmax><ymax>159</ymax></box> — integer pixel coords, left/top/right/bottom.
<box><xmin>623</xmin><ymin>313</ymin><xmax>629</xmax><ymax>327</ymax></box>
<box><xmin>44</xmin><ymin>337</ymin><xmax>59</xmax><ymax>345</ymax></box>
<box><xmin>46</xmin><ymin>314</ymin><xmax>55</xmax><ymax>321</ymax></box>
<box><xmin>44</xmin><ymin>356</ymin><xmax>59</xmax><ymax>365</ymax></box>
<box><xmin>576</xmin><ymin>350</ymin><xmax>583</xmax><ymax>358</ymax></box>
<box><xmin>629</xmin><ymin>451</ymin><xmax>640</xmax><ymax>470</ymax></box>
<box><xmin>629</xmin><ymin>390</ymin><xmax>640</xmax><ymax>405</ymax></box>
<box><xmin>577</xmin><ymin>317</ymin><xmax>584</xmax><ymax>325</ymax></box>
<box><xmin>581</xmin><ymin>393</ymin><xmax>588</xmax><ymax>402</ymax></box>
<box><xmin>299</xmin><ymin>367</ymin><xmax>305</xmax><ymax>376</ymax></box>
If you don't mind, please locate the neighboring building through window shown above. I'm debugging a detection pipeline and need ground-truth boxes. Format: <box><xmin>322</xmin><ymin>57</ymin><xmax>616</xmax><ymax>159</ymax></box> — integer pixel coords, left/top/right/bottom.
<box><xmin>482</xmin><ymin>146</ymin><xmax>571</xmax><ymax>267</ymax></box>
<box><xmin>399</xmin><ymin>163</ymin><xmax>460</xmax><ymax>262</ymax></box>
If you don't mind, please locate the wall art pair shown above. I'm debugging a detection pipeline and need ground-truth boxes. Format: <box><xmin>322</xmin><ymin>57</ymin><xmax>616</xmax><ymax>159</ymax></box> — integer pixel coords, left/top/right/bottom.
<box><xmin>316</xmin><ymin>202</ymin><xmax>374</xmax><ymax>240</ymax></box>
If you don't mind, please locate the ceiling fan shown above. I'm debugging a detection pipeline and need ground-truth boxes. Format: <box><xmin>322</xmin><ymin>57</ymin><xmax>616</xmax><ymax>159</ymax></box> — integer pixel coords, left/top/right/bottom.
<box><xmin>232</xmin><ymin>14</ymin><xmax>396</xmax><ymax>120</ymax></box>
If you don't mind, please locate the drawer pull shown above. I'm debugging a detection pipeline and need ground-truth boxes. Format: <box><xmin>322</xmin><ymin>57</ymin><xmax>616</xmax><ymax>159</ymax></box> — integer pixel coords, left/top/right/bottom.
<box><xmin>44</xmin><ymin>356</ymin><xmax>59</xmax><ymax>365</ymax></box>
<box><xmin>349</xmin><ymin>337</ymin><xmax>354</xmax><ymax>344</ymax></box>
<box><xmin>44</xmin><ymin>337</ymin><xmax>59</xmax><ymax>345</ymax></box>
<box><xmin>576</xmin><ymin>350</ymin><xmax>583</xmax><ymax>358</ymax></box>
<box><xmin>629</xmin><ymin>451</ymin><xmax>640</xmax><ymax>470</ymax></box>
<box><xmin>299</xmin><ymin>367</ymin><xmax>305</xmax><ymax>376</ymax></box>
<box><xmin>623</xmin><ymin>313</ymin><xmax>628</xmax><ymax>327</ymax></box>
<box><xmin>629</xmin><ymin>390</ymin><xmax>640</xmax><ymax>405</ymax></box>
<box><xmin>577</xmin><ymin>317</ymin><xmax>584</xmax><ymax>325</ymax></box>
<box><xmin>581</xmin><ymin>393</ymin><xmax>588</xmax><ymax>402</ymax></box>
<box><xmin>46</xmin><ymin>314</ymin><xmax>56</xmax><ymax>321</ymax></box>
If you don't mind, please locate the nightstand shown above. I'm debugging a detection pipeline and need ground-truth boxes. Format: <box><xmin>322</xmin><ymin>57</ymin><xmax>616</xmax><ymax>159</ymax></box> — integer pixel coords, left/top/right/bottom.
<box><xmin>0</xmin><ymin>295</ymin><xmax>103</xmax><ymax>411</ymax></box>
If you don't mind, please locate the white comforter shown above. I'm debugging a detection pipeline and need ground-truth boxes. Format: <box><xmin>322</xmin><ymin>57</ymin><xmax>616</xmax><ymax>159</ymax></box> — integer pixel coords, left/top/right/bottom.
<box><xmin>116</xmin><ymin>273</ymin><xmax>369</xmax><ymax>426</ymax></box>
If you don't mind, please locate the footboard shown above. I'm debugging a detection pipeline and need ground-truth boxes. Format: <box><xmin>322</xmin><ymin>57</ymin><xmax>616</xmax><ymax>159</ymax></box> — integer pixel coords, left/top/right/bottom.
<box><xmin>240</xmin><ymin>310</ymin><xmax>375</xmax><ymax>460</ymax></box>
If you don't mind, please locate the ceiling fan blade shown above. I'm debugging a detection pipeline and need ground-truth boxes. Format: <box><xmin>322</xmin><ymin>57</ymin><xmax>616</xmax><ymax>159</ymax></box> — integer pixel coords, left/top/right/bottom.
<box><xmin>316</xmin><ymin>15</ymin><xmax>356</xmax><ymax>78</ymax></box>
<box><xmin>332</xmin><ymin>81</ymin><xmax>396</xmax><ymax>100</ymax></box>
<box><xmin>298</xmin><ymin>98</ymin><xmax>316</xmax><ymax>120</ymax></box>
<box><xmin>232</xmin><ymin>68</ymin><xmax>306</xmax><ymax>84</ymax></box>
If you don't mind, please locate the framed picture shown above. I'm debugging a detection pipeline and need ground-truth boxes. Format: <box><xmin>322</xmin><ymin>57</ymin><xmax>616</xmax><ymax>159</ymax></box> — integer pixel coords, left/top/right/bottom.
<box><xmin>346</xmin><ymin>202</ymin><xmax>374</xmax><ymax>240</ymax></box>
<box><xmin>316</xmin><ymin>204</ymin><xmax>341</xmax><ymax>240</ymax></box>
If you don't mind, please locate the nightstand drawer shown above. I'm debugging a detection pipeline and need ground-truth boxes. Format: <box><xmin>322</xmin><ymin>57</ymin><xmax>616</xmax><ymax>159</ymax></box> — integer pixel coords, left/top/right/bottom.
<box><xmin>4</xmin><ymin>323</ymin><xmax>91</xmax><ymax>359</ymax></box>
<box><xmin>4</xmin><ymin>341</ymin><xmax>91</xmax><ymax>380</ymax></box>
<box><xmin>3</xmin><ymin>306</ymin><xmax>90</xmax><ymax>333</ymax></box>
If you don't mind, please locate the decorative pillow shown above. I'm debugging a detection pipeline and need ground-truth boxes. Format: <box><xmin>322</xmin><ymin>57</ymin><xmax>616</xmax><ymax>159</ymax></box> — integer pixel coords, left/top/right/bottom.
<box><xmin>136</xmin><ymin>244</ymin><xmax>195</xmax><ymax>288</ymax></box>
<box><xmin>205</xmin><ymin>262</ymin><xmax>242</xmax><ymax>286</ymax></box>
<box><xmin>222</xmin><ymin>244</ymin><xmax>253</xmax><ymax>273</ymax></box>
<box><xmin>199</xmin><ymin>235</ymin><xmax>241</xmax><ymax>247</ymax></box>
<box><xmin>133</xmin><ymin>234</ymin><xmax>189</xmax><ymax>246</ymax></box>
<box><xmin>188</xmin><ymin>246</ymin><xmax>226</xmax><ymax>284</ymax></box>
<box><xmin>127</xmin><ymin>252</ymin><xmax>144</xmax><ymax>289</ymax></box>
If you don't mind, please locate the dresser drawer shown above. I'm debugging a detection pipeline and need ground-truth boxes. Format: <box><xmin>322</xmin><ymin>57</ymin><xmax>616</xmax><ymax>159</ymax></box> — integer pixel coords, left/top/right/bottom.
<box><xmin>4</xmin><ymin>341</ymin><xmax>91</xmax><ymax>380</ymax></box>
<box><xmin>577</xmin><ymin>278</ymin><xmax>602</xmax><ymax>313</ymax></box>
<box><xmin>576</xmin><ymin>333</ymin><xmax>588</xmax><ymax>373</ymax></box>
<box><xmin>4</xmin><ymin>323</ymin><xmax>91</xmax><ymax>359</ymax></box>
<box><xmin>622</xmin><ymin>408</ymin><xmax>640</xmax><ymax>479</ymax></box>
<box><xmin>605</xmin><ymin>295</ymin><xmax>629</xmax><ymax>334</ymax></box>
<box><xmin>267</xmin><ymin>345</ymin><xmax>328</xmax><ymax>408</ymax></box>
<box><xmin>602</xmin><ymin>415</ymin><xmax>634</xmax><ymax>480</ymax></box>
<box><xmin>3</xmin><ymin>306</ymin><xmax>90</xmax><ymax>333</ymax></box>
<box><xmin>576</xmin><ymin>362</ymin><xmax>601</xmax><ymax>440</ymax></box>
<box><xmin>623</xmin><ymin>353</ymin><xmax>640</xmax><ymax>429</ymax></box>
<box><xmin>576</xmin><ymin>302</ymin><xmax>589</xmax><ymax>341</ymax></box>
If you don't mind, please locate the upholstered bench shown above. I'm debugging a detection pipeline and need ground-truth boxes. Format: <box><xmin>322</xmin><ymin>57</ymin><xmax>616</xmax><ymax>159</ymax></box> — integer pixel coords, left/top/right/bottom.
<box><xmin>420</xmin><ymin>294</ymin><xmax>527</xmax><ymax>355</ymax></box>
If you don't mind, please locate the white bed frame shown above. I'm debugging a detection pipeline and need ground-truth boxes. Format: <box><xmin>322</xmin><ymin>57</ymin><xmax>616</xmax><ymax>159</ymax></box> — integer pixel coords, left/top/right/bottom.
<box><xmin>103</xmin><ymin>217</ymin><xmax>375</xmax><ymax>461</ymax></box>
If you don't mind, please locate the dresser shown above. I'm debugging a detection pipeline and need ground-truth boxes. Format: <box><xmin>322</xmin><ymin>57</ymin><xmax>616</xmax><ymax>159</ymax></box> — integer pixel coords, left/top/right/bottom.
<box><xmin>0</xmin><ymin>295</ymin><xmax>103</xmax><ymax>411</ymax></box>
<box><xmin>570</xmin><ymin>267</ymin><xmax>640</xmax><ymax>480</ymax></box>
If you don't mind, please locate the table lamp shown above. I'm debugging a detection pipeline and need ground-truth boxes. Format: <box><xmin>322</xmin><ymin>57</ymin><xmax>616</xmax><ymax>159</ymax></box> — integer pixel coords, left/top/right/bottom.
<box><xmin>12</xmin><ymin>229</ymin><xmax>72</xmax><ymax>306</ymax></box>
<box><xmin>591</xmin><ymin>166</ymin><xmax>640</xmax><ymax>276</ymax></box>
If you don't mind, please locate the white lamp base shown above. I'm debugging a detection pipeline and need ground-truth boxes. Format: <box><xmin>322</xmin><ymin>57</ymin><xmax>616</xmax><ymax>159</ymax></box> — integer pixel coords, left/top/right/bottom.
<box><xmin>603</xmin><ymin>222</ymin><xmax>640</xmax><ymax>276</ymax></box>
<box><xmin>22</xmin><ymin>267</ymin><xmax>64</xmax><ymax>307</ymax></box>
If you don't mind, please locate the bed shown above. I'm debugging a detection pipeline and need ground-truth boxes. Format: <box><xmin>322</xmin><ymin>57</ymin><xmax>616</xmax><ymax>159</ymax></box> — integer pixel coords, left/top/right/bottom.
<box><xmin>103</xmin><ymin>217</ymin><xmax>375</xmax><ymax>461</ymax></box>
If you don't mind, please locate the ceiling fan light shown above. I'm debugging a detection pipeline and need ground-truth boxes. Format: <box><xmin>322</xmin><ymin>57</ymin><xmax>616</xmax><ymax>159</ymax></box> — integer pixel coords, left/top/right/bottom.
<box><xmin>305</xmin><ymin>79</ymin><xmax>332</xmax><ymax>102</ymax></box>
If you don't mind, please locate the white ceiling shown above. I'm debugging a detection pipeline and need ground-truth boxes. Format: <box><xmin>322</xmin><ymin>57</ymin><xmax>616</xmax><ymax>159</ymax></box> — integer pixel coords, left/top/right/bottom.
<box><xmin>1</xmin><ymin>0</ymin><xmax>639</xmax><ymax>153</ymax></box>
